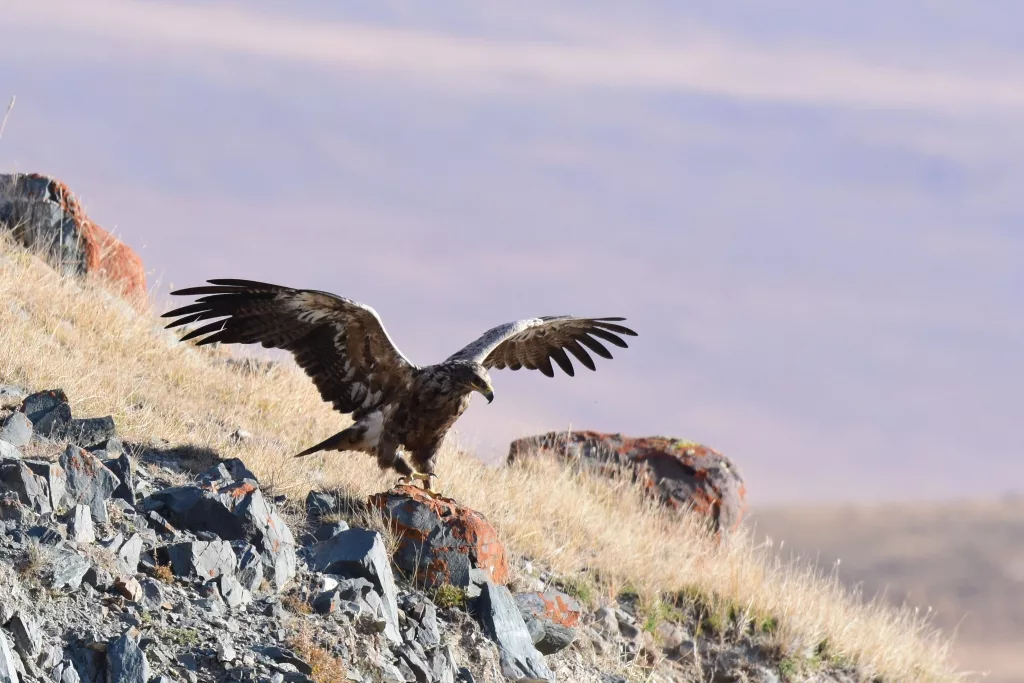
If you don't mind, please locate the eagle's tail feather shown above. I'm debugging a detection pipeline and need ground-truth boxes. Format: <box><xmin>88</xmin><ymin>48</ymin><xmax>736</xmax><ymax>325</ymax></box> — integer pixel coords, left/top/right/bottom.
<box><xmin>294</xmin><ymin>425</ymin><xmax>372</xmax><ymax>458</ymax></box>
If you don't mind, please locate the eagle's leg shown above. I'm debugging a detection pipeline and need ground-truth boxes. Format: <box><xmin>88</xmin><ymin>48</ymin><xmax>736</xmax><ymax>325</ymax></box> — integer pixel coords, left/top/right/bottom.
<box><xmin>410</xmin><ymin>471</ymin><xmax>439</xmax><ymax>496</ymax></box>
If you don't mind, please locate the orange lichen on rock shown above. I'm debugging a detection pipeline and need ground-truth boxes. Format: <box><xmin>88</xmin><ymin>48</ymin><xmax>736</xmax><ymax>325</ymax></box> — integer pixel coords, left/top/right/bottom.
<box><xmin>368</xmin><ymin>485</ymin><xmax>509</xmax><ymax>589</ymax></box>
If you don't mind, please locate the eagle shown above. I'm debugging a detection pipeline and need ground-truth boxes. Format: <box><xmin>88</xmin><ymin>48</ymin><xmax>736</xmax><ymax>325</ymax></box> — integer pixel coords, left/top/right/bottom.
<box><xmin>162</xmin><ymin>279</ymin><xmax>637</xmax><ymax>495</ymax></box>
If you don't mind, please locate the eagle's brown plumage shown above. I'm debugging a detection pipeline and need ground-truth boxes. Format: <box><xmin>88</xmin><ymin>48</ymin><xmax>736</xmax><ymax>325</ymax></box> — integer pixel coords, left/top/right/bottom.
<box><xmin>162</xmin><ymin>279</ymin><xmax>637</xmax><ymax>493</ymax></box>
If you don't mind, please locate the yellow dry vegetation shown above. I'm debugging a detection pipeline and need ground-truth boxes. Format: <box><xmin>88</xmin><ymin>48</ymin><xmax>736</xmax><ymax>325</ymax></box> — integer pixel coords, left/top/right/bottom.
<box><xmin>0</xmin><ymin>238</ymin><xmax>960</xmax><ymax>681</ymax></box>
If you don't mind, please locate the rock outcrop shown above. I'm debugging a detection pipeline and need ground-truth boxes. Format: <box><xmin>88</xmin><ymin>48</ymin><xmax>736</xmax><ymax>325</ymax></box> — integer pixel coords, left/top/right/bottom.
<box><xmin>508</xmin><ymin>431</ymin><xmax>747</xmax><ymax>532</ymax></box>
<box><xmin>369</xmin><ymin>485</ymin><xmax>510</xmax><ymax>588</ymax></box>
<box><xmin>0</xmin><ymin>173</ymin><xmax>146</xmax><ymax>303</ymax></box>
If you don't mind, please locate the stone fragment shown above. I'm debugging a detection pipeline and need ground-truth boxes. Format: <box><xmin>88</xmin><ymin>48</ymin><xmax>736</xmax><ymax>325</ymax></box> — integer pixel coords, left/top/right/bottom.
<box><xmin>106</xmin><ymin>630</ymin><xmax>149</xmax><ymax>683</ymax></box>
<box><xmin>513</xmin><ymin>590</ymin><xmax>583</xmax><ymax>654</ymax></box>
<box><xmin>0</xmin><ymin>412</ymin><xmax>32</xmax><ymax>448</ymax></box>
<box><xmin>308</xmin><ymin>529</ymin><xmax>400</xmax><ymax>643</ymax></box>
<box><xmin>9</xmin><ymin>612</ymin><xmax>42</xmax><ymax>660</ymax></box>
<box><xmin>50</xmin><ymin>550</ymin><xmax>92</xmax><ymax>590</ymax></box>
<box><xmin>0</xmin><ymin>630</ymin><xmax>18</xmax><ymax>683</ymax></box>
<box><xmin>68</xmin><ymin>504</ymin><xmax>96</xmax><ymax>543</ymax></box>
<box><xmin>115</xmin><ymin>577</ymin><xmax>144</xmax><ymax>602</ymax></box>
<box><xmin>167</xmin><ymin>540</ymin><xmax>236</xmax><ymax>580</ymax></box>
<box><xmin>0</xmin><ymin>385</ymin><xmax>26</xmax><ymax>410</ymax></box>
<box><xmin>217</xmin><ymin>575</ymin><xmax>251</xmax><ymax>609</ymax></box>
<box><xmin>59</xmin><ymin>445</ymin><xmax>119</xmax><ymax>523</ymax></box>
<box><xmin>0</xmin><ymin>174</ymin><xmax>147</xmax><ymax>301</ymax></box>
<box><xmin>0</xmin><ymin>459</ymin><xmax>51</xmax><ymax>514</ymax></box>
<box><xmin>116</xmin><ymin>533</ymin><xmax>143</xmax><ymax>576</ymax></box>
<box><xmin>474</xmin><ymin>582</ymin><xmax>554</xmax><ymax>683</ymax></box>
<box><xmin>103</xmin><ymin>452</ymin><xmax>135</xmax><ymax>505</ymax></box>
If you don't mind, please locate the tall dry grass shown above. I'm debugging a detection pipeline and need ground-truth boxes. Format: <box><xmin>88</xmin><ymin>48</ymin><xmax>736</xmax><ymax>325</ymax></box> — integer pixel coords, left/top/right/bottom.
<box><xmin>0</xmin><ymin>238</ymin><xmax>960</xmax><ymax>681</ymax></box>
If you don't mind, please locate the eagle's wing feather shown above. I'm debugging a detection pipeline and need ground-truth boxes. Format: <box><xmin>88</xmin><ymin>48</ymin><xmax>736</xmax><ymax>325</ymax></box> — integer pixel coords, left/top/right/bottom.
<box><xmin>446</xmin><ymin>316</ymin><xmax>637</xmax><ymax>378</ymax></box>
<box><xmin>162</xmin><ymin>279</ymin><xmax>415</xmax><ymax>415</ymax></box>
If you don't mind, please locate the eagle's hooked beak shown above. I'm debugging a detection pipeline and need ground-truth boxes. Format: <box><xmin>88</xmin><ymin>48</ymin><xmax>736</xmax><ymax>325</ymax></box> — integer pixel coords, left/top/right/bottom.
<box><xmin>476</xmin><ymin>380</ymin><xmax>494</xmax><ymax>404</ymax></box>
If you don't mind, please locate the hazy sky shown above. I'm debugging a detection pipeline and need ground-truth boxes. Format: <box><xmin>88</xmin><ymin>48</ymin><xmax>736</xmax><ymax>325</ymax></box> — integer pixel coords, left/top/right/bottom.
<box><xmin>2</xmin><ymin>1</ymin><xmax>1022</xmax><ymax>504</ymax></box>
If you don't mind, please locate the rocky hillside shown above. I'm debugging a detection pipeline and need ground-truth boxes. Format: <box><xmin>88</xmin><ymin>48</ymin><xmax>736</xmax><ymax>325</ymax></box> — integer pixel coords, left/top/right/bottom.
<box><xmin>2</xmin><ymin>386</ymin><xmax>860</xmax><ymax>683</ymax></box>
<box><xmin>0</xmin><ymin>175</ymin><xmax>962</xmax><ymax>682</ymax></box>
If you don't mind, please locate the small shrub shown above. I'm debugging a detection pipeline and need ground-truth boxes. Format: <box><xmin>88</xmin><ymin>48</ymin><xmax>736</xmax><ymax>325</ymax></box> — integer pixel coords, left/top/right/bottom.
<box><xmin>432</xmin><ymin>583</ymin><xmax>466</xmax><ymax>610</ymax></box>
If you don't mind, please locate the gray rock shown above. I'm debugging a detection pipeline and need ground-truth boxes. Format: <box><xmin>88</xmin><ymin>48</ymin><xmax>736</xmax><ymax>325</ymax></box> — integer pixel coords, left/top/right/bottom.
<box><xmin>139</xmin><ymin>578</ymin><xmax>165</xmax><ymax>611</ymax></box>
<box><xmin>9</xmin><ymin>612</ymin><xmax>42</xmax><ymax>660</ymax></box>
<box><xmin>116</xmin><ymin>534</ymin><xmax>143</xmax><ymax>576</ymax></box>
<box><xmin>312</xmin><ymin>521</ymin><xmax>350</xmax><ymax>543</ymax></box>
<box><xmin>0</xmin><ymin>459</ymin><xmax>51</xmax><ymax>514</ymax></box>
<box><xmin>25</xmin><ymin>460</ymin><xmax>66</xmax><ymax>513</ymax></box>
<box><xmin>218</xmin><ymin>575</ymin><xmax>251</xmax><ymax>609</ymax></box>
<box><xmin>59</xmin><ymin>445</ymin><xmax>119</xmax><ymax>523</ymax></box>
<box><xmin>63</xmin><ymin>416</ymin><xmax>116</xmax><ymax>449</ymax></box>
<box><xmin>0</xmin><ymin>491</ymin><xmax>33</xmax><ymax>524</ymax></box>
<box><xmin>106</xmin><ymin>630</ymin><xmax>149</xmax><ymax>683</ymax></box>
<box><xmin>400</xmin><ymin>595</ymin><xmax>441</xmax><ymax>650</ymax></box>
<box><xmin>0</xmin><ymin>630</ymin><xmax>18</xmax><ymax>683</ymax></box>
<box><xmin>20</xmin><ymin>389</ymin><xmax>71</xmax><ymax>431</ymax></box>
<box><xmin>0</xmin><ymin>441</ymin><xmax>20</xmax><ymax>460</ymax></box>
<box><xmin>102</xmin><ymin>453</ymin><xmax>134</xmax><ymax>505</ymax></box>
<box><xmin>68</xmin><ymin>504</ymin><xmax>96</xmax><ymax>543</ymax></box>
<box><xmin>235</xmin><ymin>543</ymin><xmax>263</xmax><ymax>593</ymax></box>
<box><xmin>0</xmin><ymin>412</ymin><xmax>32</xmax><ymax>448</ymax></box>
<box><xmin>308</xmin><ymin>529</ymin><xmax>400</xmax><ymax>643</ymax></box>
<box><xmin>513</xmin><ymin>590</ymin><xmax>581</xmax><ymax>654</ymax></box>
<box><xmin>0</xmin><ymin>385</ymin><xmax>26</xmax><ymax>409</ymax></box>
<box><xmin>84</xmin><ymin>565</ymin><xmax>114</xmax><ymax>591</ymax></box>
<box><xmin>167</xmin><ymin>540</ymin><xmax>236</xmax><ymax>580</ymax></box>
<box><xmin>474</xmin><ymin>582</ymin><xmax>554</xmax><ymax>683</ymax></box>
<box><xmin>50</xmin><ymin>549</ymin><xmax>92</xmax><ymax>590</ymax></box>
<box><xmin>305</xmin><ymin>490</ymin><xmax>338</xmax><ymax>518</ymax></box>
<box><xmin>144</xmin><ymin>480</ymin><xmax>295</xmax><ymax>589</ymax></box>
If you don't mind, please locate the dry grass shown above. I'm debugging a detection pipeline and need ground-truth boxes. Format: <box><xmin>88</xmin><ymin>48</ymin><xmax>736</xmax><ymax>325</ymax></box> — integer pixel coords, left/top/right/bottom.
<box><xmin>287</xmin><ymin>624</ymin><xmax>349</xmax><ymax>683</ymax></box>
<box><xmin>0</xmin><ymin>238</ymin><xmax>962</xmax><ymax>682</ymax></box>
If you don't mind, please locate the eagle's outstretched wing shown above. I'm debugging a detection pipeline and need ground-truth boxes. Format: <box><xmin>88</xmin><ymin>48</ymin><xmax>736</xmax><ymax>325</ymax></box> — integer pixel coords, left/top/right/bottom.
<box><xmin>162</xmin><ymin>279</ymin><xmax>416</xmax><ymax>417</ymax></box>
<box><xmin>446</xmin><ymin>316</ymin><xmax>637</xmax><ymax>377</ymax></box>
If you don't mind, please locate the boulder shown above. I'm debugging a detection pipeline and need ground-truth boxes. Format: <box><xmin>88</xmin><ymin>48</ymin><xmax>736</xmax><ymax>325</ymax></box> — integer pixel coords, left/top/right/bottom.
<box><xmin>368</xmin><ymin>485</ymin><xmax>509</xmax><ymax>589</ymax></box>
<box><xmin>0</xmin><ymin>173</ymin><xmax>146</xmax><ymax>302</ymax></box>
<box><xmin>508</xmin><ymin>431</ymin><xmax>747</xmax><ymax>532</ymax></box>
<box><xmin>9</xmin><ymin>612</ymin><xmax>42</xmax><ymax>661</ymax></box>
<box><xmin>474</xmin><ymin>582</ymin><xmax>554</xmax><ymax>683</ymax></box>
<box><xmin>59</xmin><ymin>445</ymin><xmax>119</xmax><ymax>523</ymax></box>
<box><xmin>308</xmin><ymin>529</ymin><xmax>401</xmax><ymax>644</ymax></box>
<box><xmin>513</xmin><ymin>590</ymin><xmax>582</xmax><ymax>654</ymax></box>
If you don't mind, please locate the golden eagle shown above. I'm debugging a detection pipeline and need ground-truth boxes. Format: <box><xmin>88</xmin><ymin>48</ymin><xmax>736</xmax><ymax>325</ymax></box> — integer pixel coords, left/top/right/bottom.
<box><xmin>162</xmin><ymin>279</ymin><xmax>637</xmax><ymax>494</ymax></box>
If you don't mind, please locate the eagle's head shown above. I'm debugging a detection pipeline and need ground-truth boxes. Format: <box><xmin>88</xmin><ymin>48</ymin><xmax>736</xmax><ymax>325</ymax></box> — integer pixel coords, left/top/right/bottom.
<box><xmin>448</xmin><ymin>361</ymin><xmax>494</xmax><ymax>404</ymax></box>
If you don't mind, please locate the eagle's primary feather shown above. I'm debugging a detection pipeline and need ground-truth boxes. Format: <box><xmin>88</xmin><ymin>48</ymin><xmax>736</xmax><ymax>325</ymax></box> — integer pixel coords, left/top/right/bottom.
<box><xmin>162</xmin><ymin>279</ymin><xmax>636</xmax><ymax>493</ymax></box>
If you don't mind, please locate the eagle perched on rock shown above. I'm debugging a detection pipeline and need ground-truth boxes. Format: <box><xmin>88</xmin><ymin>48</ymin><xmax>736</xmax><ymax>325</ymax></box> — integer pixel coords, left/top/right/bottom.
<box><xmin>163</xmin><ymin>279</ymin><xmax>637</xmax><ymax>494</ymax></box>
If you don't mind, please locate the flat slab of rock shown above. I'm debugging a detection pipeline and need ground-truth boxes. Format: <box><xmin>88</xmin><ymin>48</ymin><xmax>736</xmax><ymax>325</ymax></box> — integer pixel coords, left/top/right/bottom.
<box><xmin>308</xmin><ymin>529</ymin><xmax>401</xmax><ymax>643</ymax></box>
<box><xmin>475</xmin><ymin>582</ymin><xmax>554</xmax><ymax>683</ymax></box>
<box><xmin>0</xmin><ymin>459</ymin><xmax>51</xmax><ymax>514</ymax></box>
<box><xmin>368</xmin><ymin>485</ymin><xmax>509</xmax><ymax>589</ymax></box>
<box><xmin>67</xmin><ymin>504</ymin><xmax>96</xmax><ymax>543</ymax></box>
<box><xmin>50</xmin><ymin>549</ymin><xmax>92</xmax><ymax>590</ymax></box>
<box><xmin>167</xmin><ymin>540</ymin><xmax>237</xmax><ymax>580</ymax></box>
<box><xmin>0</xmin><ymin>630</ymin><xmax>19</xmax><ymax>683</ymax></box>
